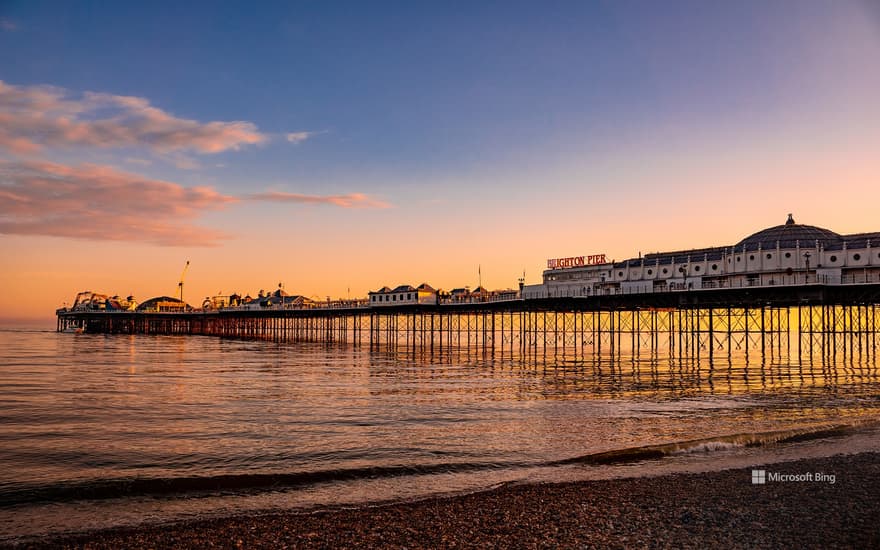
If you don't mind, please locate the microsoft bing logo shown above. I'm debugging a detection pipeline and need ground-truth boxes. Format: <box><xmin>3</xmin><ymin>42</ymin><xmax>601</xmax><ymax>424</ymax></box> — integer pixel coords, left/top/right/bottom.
<box><xmin>752</xmin><ymin>469</ymin><xmax>766</xmax><ymax>484</ymax></box>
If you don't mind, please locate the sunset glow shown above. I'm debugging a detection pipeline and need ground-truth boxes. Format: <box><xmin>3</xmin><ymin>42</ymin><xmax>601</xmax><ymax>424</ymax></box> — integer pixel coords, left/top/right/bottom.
<box><xmin>2</xmin><ymin>1</ymin><xmax>879</xmax><ymax>320</ymax></box>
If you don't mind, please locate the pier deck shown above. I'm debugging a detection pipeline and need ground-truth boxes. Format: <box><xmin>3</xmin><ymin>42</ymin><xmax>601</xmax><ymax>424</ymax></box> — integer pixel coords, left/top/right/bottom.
<box><xmin>57</xmin><ymin>284</ymin><xmax>880</xmax><ymax>353</ymax></box>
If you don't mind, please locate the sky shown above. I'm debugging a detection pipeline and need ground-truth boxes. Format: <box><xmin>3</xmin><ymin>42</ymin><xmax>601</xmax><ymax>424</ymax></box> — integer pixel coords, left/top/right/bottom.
<box><xmin>1</xmin><ymin>0</ymin><xmax>879</xmax><ymax>320</ymax></box>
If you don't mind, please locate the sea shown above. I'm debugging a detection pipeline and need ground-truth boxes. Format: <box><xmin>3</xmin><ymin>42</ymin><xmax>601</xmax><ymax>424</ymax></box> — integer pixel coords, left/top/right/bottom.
<box><xmin>2</xmin><ymin>316</ymin><xmax>880</xmax><ymax>542</ymax></box>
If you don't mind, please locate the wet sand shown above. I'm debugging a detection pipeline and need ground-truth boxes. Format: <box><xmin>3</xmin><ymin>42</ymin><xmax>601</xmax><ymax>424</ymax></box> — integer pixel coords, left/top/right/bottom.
<box><xmin>25</xmin><ymin>451</ymin><xmax>880</xmax><ymax>549</ymax></box>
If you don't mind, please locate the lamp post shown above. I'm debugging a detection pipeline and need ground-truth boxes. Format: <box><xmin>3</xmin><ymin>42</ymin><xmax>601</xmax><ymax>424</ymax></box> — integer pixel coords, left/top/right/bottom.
<box><xmin>803</xmin><ymin>252</ymin><xmax>811</xmax><ymax>284</ymax></box>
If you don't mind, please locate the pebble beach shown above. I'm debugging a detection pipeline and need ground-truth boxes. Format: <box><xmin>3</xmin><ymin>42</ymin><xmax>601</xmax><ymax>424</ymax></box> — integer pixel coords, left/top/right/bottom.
<box><xmin>23</xmin><ymin>451</ymin><xmax>880</xmax><ymax>549</ymax></box>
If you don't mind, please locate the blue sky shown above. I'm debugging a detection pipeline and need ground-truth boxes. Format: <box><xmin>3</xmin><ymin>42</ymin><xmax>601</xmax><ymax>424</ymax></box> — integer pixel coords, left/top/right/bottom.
<box><xmin>4</xmin><ymin>0</ymin><xmax>865</xmax><ymax>190</ymax></box>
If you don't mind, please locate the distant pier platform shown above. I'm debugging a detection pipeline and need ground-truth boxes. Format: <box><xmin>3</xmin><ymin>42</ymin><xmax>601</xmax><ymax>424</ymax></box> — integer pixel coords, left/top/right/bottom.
<box><xmin>57</xmin><ymin>284</ymin><xmax>880</xmax><ymax>353</ymax></box>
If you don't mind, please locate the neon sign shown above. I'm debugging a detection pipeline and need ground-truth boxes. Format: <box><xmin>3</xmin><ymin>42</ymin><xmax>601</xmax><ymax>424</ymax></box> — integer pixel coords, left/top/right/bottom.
<box><xmin>547</xmin><ymin>254</ymin><xmax>607</xmax><ymax>269</ymax></box>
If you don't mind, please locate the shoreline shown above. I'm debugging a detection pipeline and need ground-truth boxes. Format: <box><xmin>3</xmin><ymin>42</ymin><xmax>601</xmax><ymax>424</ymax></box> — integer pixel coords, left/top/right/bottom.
<box><xmin>23</xmin><ymin>451</ymin><xmax>880</xmax><ymax>549</ymax></box>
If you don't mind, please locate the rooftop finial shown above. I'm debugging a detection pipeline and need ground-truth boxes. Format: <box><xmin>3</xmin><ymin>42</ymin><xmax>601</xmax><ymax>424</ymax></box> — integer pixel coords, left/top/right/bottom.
<box><xmin>786</xmin><ymin>213</ymin><xmax>795</xmax><ymax>225</ymax></box>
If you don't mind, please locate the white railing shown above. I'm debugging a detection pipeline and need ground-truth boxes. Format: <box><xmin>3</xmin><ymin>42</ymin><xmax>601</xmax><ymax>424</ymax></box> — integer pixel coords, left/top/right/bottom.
<box><xmin>540</xmin><ymin>271</ymin><xmax>880</xmax><ymax>298</ymax></box>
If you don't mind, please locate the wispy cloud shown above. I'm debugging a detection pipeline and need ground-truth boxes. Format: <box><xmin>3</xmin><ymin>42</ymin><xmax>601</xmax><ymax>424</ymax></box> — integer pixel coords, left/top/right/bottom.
<box><xmin>163</xmin><ymin>153</ymin><xmax>202</xmax><ymax>170</ymax></box>
<box><xmin>248</xmin><ymin>191</ymin><xmax>391</xmax><ymax>209</ymax></box>
<box><xmin>0</xmin><ymin>160</ymin><xmax>236</xmax><ymax>246</ymax></box>
<box><xmin>0</xmin><ymin>19</ymin><xmax>16</xmax><ymax>32</ymax></box>
<box><xmin>0</xmin><ymin>81</ymin><xmax>268</xmax><ymax>156</ymax></box>
<box><xmin>0</xmin><ymin>160</ymin><xmax>391</xmax><ymax>246</ymax></box>
<box><xmin>285</xmin><ymin>131</ymin><xmax>312</xmax><ymax>144</ymax></box>
<box><xmin>124</xmin><ymin>157</ymin><xmax>153</xmax><ymax>166</ymax></box>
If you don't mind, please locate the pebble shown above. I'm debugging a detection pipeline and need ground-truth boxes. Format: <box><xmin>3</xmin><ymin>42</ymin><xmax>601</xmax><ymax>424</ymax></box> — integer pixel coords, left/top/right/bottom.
<box><xmin>14</xmin><ymin>452</ymin><xmax>880</xmax><ymax>549</ymax></box>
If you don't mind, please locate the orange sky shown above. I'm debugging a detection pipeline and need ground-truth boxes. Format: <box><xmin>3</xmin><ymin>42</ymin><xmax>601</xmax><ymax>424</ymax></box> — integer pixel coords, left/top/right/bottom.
<box><xmin>4</xmin><ymin>142</ymin><xmax>879</xmax><ymax>321</ymax></box>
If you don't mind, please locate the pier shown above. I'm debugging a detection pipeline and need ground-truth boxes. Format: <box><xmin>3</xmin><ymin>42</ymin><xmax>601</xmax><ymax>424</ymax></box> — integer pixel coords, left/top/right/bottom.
<box><xmin>57</xmin><ymin>284</ymin><xmax>880</xmax><ymax>357</ymax></box>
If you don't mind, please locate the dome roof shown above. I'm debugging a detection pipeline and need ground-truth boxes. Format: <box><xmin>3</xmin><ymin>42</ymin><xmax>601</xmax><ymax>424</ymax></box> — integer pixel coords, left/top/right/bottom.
<box><xmin>736</xmin><ymin>214</ymin><xmax>840</xmax><ymax>251</ymax></box>
<box><xmin>136</xmin><ymin>296</ymin><xmax>189</xmax><ymax>311</ymax></box>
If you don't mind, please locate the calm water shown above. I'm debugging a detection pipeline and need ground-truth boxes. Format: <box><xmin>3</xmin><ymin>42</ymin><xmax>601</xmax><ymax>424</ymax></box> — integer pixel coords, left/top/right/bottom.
<box><xmin>2</xmin><ymin>321</ymin><xmax>880</xmax><ymax>540</ymax></box>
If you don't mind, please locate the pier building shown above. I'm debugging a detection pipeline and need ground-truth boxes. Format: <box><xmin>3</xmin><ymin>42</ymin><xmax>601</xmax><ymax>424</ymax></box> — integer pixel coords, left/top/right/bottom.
<box><xmin>136</xmin><ymin>296</ymin><xmax>189</xmax><ymax>313</ymax></box>
<box><xmin>369</xmin><ymin>284</ymin><xmax>438</xmax><ymax>306</ymax></box>
<box><xmin>523</xmin><ymin>215</ymin><xmax>880</xmax><ymax>299</ymax></box>
<box><xmin>245</xmin><ymin>288</ymin><xmax>313</xmax><ymax>309</ymax></box>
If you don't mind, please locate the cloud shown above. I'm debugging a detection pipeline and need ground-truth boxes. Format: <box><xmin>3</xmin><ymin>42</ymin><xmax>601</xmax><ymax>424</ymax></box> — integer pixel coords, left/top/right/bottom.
<box><xmin>0</xmin><ymin>160</ymin><xmax>392</xmax><ymax>246</ymax></box>
<box><xmin>0</xmin><ymin>80</ymin><xmax>268</xmax><ymax>156</ymax></box>
<box><xmin>248</xmin><ymin>191</ymin><xmax>391</xmax><ymax>209</ymax></box>
<box><xmin>124</xmin><ymin>157</ymin><xmax>153</xmax><ymax>166</ymax></box>
<box><xmin>163</xmin><ymin>153</ymin><xmax>202</xmax><ymax>170</ymax></box>
<box><xmin>0</xmin><ymin>19</ymin><xmax>16</xmax><ymax>32</ymax></box>
<box><xmin>285</xmin><ymin>131</ymin><xmax>312</xmax><ymax>144</ymax></box>
<box><xmin>0</xmin><ymin>160</ymin><xmax>236</xmax><ymax>246</ymax></box>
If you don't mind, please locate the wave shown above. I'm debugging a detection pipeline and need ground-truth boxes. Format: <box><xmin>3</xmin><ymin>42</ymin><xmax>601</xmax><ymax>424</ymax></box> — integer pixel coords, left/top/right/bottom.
<box><xmin>0</xmin><ymin>461</ymin><xmax>526</xmax><ymax>508</ymax></box>
<box><xmin>3</xmin><ymin>421</ymin><xmax>873</xmax><ymax>508</ymax></box>
<box><xmin>551</xmin><ymin>422</ymin><xmax>865</xmax><ymax>466</ymax></box>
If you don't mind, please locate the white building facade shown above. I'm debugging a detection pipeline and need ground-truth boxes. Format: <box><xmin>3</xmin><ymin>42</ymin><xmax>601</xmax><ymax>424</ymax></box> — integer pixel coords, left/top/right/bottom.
<box><xmin>524</xmin><ymin>215</ymin><xmax>880</xmax><ymax>299</ymax></box>
<box><xmin>369</xmin><ymin>284</ymin><xmax>438</xmax><ymax>306</ymax></box>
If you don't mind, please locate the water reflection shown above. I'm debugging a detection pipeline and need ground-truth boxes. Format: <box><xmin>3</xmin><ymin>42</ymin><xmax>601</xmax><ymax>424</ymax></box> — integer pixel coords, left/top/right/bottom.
<box><xmin>0</xmin><ymin>325</ymin><xmax>879</xmax><ymax>540</ymax></box>
<box><xmin>367</xmin><ymin>329</ymin><xmax>880</xmax><ymax>401</ymax></box>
